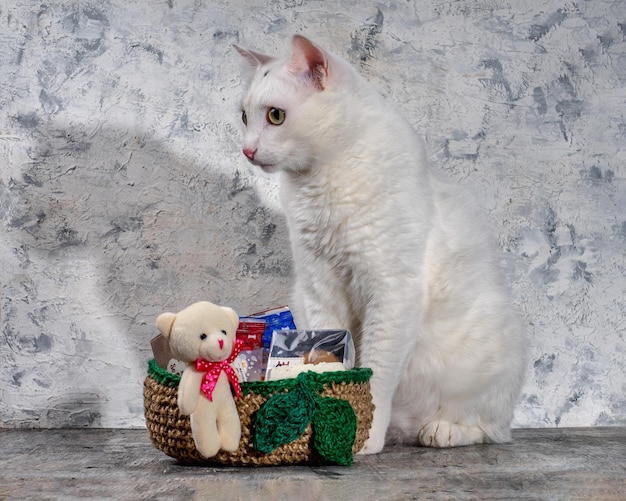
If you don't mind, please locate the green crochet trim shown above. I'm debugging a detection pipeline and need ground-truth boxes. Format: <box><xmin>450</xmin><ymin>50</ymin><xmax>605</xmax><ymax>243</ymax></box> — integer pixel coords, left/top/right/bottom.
<box><xmin>148</xmin><ymin>359</ymin><xmax>181</xmax><ymax>388</ymax></box>
<box><xmin>243</xmin><ymin>367</ymin><xmax>373</xmax><ymax>397</ymax></box>
<box><xmin>147</xmin><ymin>359</ymin><xmax>372</xmax><ymax>394</ymax></box>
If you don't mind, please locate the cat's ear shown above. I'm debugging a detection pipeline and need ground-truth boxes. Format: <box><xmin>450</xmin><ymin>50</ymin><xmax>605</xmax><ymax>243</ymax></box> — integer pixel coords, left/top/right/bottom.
<box><xmin>287</xmin><ymin>35</ymin><xmax>328</xmax><ymax>90</ymax></box>
<box><xmin>234</xmin><ymin>44</ymin><xmax>273</xmax><ymax>69</ymax></box>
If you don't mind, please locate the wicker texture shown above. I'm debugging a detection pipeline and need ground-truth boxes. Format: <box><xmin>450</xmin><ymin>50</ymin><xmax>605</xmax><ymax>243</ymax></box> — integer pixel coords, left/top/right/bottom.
<box><xmin>144</xmin><ymin>361</ymin><xmax>374</xmax><ymax>466</ymax></box>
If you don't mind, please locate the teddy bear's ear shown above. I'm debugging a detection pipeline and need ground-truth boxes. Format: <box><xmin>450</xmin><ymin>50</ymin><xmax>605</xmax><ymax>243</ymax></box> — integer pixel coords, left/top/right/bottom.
<box><xmin>156</xmin><ymin>312</ymin><xmax>177</xmax><ymax>338</ymax></box>
<box><xmin>220</xmin><ymin>307</ymin><xmax>240</xmax><ymax>331</ymax></box>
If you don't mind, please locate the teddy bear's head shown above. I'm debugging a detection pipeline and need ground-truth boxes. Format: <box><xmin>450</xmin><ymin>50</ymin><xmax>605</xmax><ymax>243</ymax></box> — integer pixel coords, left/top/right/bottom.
<box><xmin>156</xmin><ymin>301</ymin><xmax>239</xmax><ymax>363</ymax></box>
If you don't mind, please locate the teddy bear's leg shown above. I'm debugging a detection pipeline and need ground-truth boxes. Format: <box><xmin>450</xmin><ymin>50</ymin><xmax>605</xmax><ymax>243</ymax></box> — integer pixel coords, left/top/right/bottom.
<box><xmin>216</xmin><ymin>397</ymin><xmax>242</xmax><ymax>452</ymax></box>
<box><xmin>190</xmin><ymin>401</ymin><xmax>220</xmax><ymax>458</ymax></box>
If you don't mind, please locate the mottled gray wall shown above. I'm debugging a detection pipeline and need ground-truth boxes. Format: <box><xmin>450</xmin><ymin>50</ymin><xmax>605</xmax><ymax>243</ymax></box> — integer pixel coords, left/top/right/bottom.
<box><xmin>1</xmin><ymin>0</ymin><xmax>624</xmax><ymax>428</ymax></box>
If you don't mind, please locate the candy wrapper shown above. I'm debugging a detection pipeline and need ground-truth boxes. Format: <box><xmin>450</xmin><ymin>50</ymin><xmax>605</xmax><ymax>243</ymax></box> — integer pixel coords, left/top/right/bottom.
<box><xmin>265</xmin><ymin>329</ymin><xmax>355</xmax><ymax>380</ymax></box>
<box><xmin>232</xmin><ymin>317</ymin><xmax>266</xmax><ymax>382</ymax></box>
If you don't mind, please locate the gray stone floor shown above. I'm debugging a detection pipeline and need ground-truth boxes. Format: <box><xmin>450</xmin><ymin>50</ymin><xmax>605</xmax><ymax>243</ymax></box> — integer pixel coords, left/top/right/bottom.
<box><xmin>1</xmin><ymin>427</ymin><xmax>624</xmax><ymax>500</ymax></box>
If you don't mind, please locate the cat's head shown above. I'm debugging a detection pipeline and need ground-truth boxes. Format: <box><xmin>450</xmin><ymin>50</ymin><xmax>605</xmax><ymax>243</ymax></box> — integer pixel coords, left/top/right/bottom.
<box><xmin>235</xmin><ymin>36</ymin><xmax>338</xmax><ymax>174</ymax></box>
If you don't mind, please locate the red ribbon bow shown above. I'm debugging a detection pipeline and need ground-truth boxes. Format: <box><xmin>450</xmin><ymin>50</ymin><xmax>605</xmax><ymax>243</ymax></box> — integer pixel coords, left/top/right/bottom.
<box><xmin>195</xmin><ymin>338</ymin><xmax>244</xmax><ymax>402</ymax></box>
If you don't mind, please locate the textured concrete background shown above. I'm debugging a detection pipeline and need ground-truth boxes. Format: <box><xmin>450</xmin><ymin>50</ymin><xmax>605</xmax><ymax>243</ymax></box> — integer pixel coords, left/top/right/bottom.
<box><xmin>1</xmin><ymin>0</ymin><xmax>624</xmax><ymax>429</ymax></box>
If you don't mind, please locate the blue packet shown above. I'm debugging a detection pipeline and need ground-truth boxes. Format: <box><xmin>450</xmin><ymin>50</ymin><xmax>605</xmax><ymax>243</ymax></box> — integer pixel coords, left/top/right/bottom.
<box><xmin>249</xmin><ymin>306</ymin><xmax>297</xmax><ymax>380</ymax></box>
<box><xmin>250</xmin><ymin>306</ymin><xmax>297</xmax><ymax>348</ymax></box>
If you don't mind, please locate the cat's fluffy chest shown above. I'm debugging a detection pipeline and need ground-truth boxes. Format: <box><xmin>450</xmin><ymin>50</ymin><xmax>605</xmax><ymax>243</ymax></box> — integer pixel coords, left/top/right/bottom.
<box><xmin>280</xmin><ymin>168</ymin><xmax>394</xmax><ymax>261</ymax></box>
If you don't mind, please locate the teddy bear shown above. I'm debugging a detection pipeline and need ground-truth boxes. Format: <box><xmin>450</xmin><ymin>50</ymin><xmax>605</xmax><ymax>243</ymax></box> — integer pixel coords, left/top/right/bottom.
<box><xmin>156</xmin><ymin>301</ymin><xmax>243</xmax><ymax>458</ymax></box>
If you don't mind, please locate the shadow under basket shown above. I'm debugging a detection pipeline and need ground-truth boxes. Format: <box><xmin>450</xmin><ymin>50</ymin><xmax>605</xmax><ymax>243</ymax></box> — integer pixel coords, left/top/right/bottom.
<box><xmin>144</xmin><ymin>360</ymin><xmax>374</xmax><ymax>466</ymax></box>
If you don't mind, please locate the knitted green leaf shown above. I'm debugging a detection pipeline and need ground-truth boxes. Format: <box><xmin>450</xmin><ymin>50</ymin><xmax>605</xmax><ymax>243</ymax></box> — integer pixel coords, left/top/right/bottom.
<box><xmin>253</xmin><ymin>380</ymin><xmax>315</xmax><ymax>454</ymax></box>
<box><xmin>313</xmin><ymin>396</ymin><xmax>357</xmax><ymax>466</ymax></box>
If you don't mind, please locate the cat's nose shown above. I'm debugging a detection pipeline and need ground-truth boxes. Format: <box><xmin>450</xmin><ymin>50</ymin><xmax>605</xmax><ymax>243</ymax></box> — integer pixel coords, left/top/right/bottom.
<box><xmin>243</xmin><ymin>148</ymin><xmax>256</xmax><ymax>161</ymax></box>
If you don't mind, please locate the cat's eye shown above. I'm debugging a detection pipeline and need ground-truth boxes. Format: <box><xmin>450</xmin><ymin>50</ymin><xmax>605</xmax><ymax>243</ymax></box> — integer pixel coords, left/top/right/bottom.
<box><xmin>220</xmin><ymin>330</ymin><xmax>227</xmax><ymax>335</ymax></box>
<box><xmin>241</xmin><ymin>111</ymin><xmax>247</xmax><ymax>126</ymax></box>
<box><xmin>267</xmin><ymin>107</ymin><xmax>285</xmax><ymax>125</ymax></box>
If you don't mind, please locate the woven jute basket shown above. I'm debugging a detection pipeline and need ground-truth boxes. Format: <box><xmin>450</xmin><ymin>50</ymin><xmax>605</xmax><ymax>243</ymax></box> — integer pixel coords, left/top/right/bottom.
<box><xmin>144</xmin><ymin>359</ymin><xmax>374</xmax><ymax>466</ymax></box>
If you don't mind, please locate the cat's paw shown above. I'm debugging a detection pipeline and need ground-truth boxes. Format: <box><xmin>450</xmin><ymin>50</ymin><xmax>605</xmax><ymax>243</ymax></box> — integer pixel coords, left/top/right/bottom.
<box><xmin>358</xmin><ymin>427</ymin><xmax>386</xmax><ymax>455</ymax></box>
<box><xmin>418</xmin><ymin>421</ymin><xmax>486</xmax><ymax>448</ymax></box>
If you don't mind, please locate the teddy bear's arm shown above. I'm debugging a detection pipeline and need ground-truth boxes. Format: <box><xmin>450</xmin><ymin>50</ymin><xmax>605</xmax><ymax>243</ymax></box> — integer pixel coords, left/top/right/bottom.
<box><xmin>178</xmin><ymin>367</ymin><xmax>203</xmax><ymax>415</ymax></box>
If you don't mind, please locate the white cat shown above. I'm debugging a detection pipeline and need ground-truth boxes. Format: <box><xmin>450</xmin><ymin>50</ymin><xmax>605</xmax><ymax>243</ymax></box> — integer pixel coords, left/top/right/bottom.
<box><xmin>235</xmin><ymin>35</ymin><xmax>527</xmax><ymax>454</ymax></box>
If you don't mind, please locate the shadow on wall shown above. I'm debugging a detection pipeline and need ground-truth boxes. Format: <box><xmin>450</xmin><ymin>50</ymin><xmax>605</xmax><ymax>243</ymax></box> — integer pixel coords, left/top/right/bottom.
<box><xmin>0</xmin><ymin>119</ymin><xmax>292</xmax><ymax>427</ymax></box>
